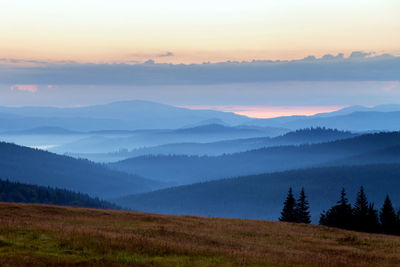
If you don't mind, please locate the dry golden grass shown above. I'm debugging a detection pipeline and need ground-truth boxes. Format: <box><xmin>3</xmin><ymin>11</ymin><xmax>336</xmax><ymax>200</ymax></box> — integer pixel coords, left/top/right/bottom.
<box><xmin>0</xmin><ymin>202</ymin><xmax>400</xmax><ymax>266</ymax></box>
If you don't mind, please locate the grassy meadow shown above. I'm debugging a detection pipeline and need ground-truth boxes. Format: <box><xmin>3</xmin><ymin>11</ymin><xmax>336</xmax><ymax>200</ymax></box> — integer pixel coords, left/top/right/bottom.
<box><xmin>0</xmin><ymin>202</ymin><xmax>400</xmax><ymax>266</ymax></box>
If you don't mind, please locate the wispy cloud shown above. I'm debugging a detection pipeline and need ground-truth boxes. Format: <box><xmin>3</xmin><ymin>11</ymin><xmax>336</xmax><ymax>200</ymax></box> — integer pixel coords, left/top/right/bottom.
<box><xmin>0</xmin><ymin>58</ymin><xmax>78</xmax><ymax>67</ymax></box>
<box><xmin>0</xmin><ymin>58</ymin><xmax>49</xmax><ymax>66</ymax></box>
<box><xmin>381</xmin><ymin>81</ymin><xmax>400</xmax><ymax>92</ymax></box>
<box><xmin>127</xmin><ymin>51</ymin><xmax>175</xmax><ymax>61</ymax></box>
<box><xmin>10</xmin><ymin>84</ymin><xmax>38</xmax><ymax>93</ymax></box>
<box><xmin>157</xmin><ymin>51</ymin><xmax>174</xmax><ymax>57</ymax></box>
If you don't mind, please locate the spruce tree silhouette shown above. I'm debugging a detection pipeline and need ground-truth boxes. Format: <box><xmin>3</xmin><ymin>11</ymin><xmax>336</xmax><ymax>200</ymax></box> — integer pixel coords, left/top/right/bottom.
<box><xmin>397</xmin><ymin>210</ymin><xmax>400</xmax><ymax>233</ymax></box>
<box><xmin>353</xmin><ymin>186</ymin><xmax>369</xmax><ymax>232</ymax></box>
<box><xmin>366</xmin><ymin>203</ymin><xmax>380</xmax><ymax>233</ymax></box>
<box><xmin>279</xmin><ymin>188</ymin><xmax>297</xmax><ymax>222</ymax></box>
<box><xmin>296</xmin><ymin>188</ymin><xmax>311</xmax><ymax>224</ymax></box>
<box><xmin>320</xmin><ymin>188</ymin><xmax>353</xmax><ymax>229</ymax></box>
<box><xmin>380</xmin><ymin>195</ymin><xmax>398</xmax><ymax>235</ymax></box>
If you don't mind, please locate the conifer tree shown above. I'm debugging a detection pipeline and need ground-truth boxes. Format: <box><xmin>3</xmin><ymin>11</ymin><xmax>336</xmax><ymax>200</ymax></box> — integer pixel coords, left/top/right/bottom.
<box><xmin>380</xmin><ymin>195</ymin><xmax>398</xmax><ymax>235</ymax></box>
<box><xmin>320</xmin><ymin>188</ymin><xmax>353</xmax><ymax>229</ymax></box>
<box><xmin>338</xmin><ymin>188</ymin><xmax>349</xmax><ymax>206</ymax></box>
<box><xmin>366</xmin><ymin>203</ymin><xmax>380</xmax><ymax>233</ymax></box>
<box><xmin>279</xmin><ymin>188</ymin><xmax>297</xmax><ymax>222</ymax></box>
<box><xmin>296</xmin><ymin>187</ymin><xmax>311</xmax><ymax>224</ymax></box>
<box><xmin>353</xmin><ymin>186</ymin><xmax>369</xmax><ymax>232</ymax></box>
<box><xmin>396</xmin><ymin>209</ymin><xmax>400</xmax><ymax>233</ymax></box>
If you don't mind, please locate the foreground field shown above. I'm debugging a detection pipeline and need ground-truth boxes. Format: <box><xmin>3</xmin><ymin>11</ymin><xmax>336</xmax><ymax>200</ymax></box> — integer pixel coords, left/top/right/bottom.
<box><xmin>0</xmin><ymin>203</ymin><xmax>400</xmax><ymax>266</ymax></box>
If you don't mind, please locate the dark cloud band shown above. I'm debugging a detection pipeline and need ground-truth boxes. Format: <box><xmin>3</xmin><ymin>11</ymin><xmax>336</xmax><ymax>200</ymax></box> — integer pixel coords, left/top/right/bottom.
<box><xmin>0</xmin><ymin>53</ymin><xmax>398</xmax><ymax>85</ymax></box>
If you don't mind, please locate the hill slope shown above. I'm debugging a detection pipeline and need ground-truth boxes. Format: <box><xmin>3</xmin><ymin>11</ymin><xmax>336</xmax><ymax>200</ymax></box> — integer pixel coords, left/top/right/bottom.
<box><xmin>0</xmin><ymin>179</ymin><xmax>119</xmax><ymax>209</ymax></box>
<box><xmin>52</xmin><ymin>124</ymin><xmax>286</xmax><ymax>154</ymax></box>
<box><xmin>109</xmin><ymin>132</ymin><xmax>400</xmax><ymax>185</ymax></box>
<box><xmin>1</xmin><ymin>202</ymin><xmax>400</xmax><ymax>266</ymax></box>
<box><xmin>0</xmin><ymin>142</ymin><xmax>161</xmax><ymax>198</ymax></box>
<box><xmin>322</xmin><ymin>145</ymin><xmax>400</xmax><ymax>167</ymax></box>
<box><xmin>115</xmin><ymin>164</ymin><xmax>400</xmax><ymax>222</ymax></box>
<box><xmin>84</xmin><ymin>128</ymin><xmax>354</xmax><ymax>160</ymax></box>
<box><xmin>257</xmin><ymin>111</ymin><xmax>400</xmax><ymax>131</ymax></box>
<box><xmin>2</xmin><ymin>126</ymin><xmax>81</xmax><ymax>135</ymax></box>
<box><xmin>2</xmin><ymin>101</ymin><xmax>400</xmax><ymax>132</ymax></box>
<box><xmin>0</xmin><ymin>100</ymin><xmax>250</xmax><ymax>131</ymax></box>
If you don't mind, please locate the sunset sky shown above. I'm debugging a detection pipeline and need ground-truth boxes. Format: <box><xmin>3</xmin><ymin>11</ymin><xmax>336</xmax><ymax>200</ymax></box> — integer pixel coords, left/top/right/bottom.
<box><xmin>1</xmin><ymin>0</ymin><xmax>399</xmax><ymax>63</ymax></box>
<box><xmin>0</xmin><ymin>0</ymin><xmax>399</xmax><ymax>117</ymax></box>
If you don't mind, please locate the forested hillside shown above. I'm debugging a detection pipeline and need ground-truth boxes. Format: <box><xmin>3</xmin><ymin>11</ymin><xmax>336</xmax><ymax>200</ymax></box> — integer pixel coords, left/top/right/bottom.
<box><xmin>322</xmin><ymin>145</ymin><xmax>400</xmax><ymax>167</ymax></box>
<box><xmin>109</xmin><ymin>132</ymin><xmax>400</xmax><ymax>185</ymax></box>
<box><xmin>0</xmin><ymin>179</ymin><xmax>119</xmax><ymax>209</ymax></box>
<box><xmin>0</xmin><ymin>141</ymin><xmax>162</xmax><ymax>198</ymax></box>
<box><xmin>94</xmin><ymin>127</ymin><xmax>355</xmax><ymax>159</ymax></box>
<box><xmin>52</xmin><ymin>123</ymin><xmax>285</xmax><ymax>154</ymax></box>
<box><xmin>115</xmin><ymin>164</ymin><xmax>400</xmax><ymax>222</ymax></box>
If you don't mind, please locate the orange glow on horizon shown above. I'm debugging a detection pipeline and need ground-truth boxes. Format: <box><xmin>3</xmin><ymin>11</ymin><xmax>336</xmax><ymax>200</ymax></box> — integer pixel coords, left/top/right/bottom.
<box><xmin>178</xmin><ymin>105</ymin><xmax>346</xmax><ymax>119</ymax></box>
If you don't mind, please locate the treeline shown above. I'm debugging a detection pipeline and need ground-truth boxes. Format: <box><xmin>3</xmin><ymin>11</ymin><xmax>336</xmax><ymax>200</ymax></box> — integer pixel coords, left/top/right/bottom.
<box><xmin>0</xmin><ymin>141</ymin><xmax>156</xmax><ymax>198</ymax></box>
<box><xmin>279</xmin><ymin>188</ymin><xmax>311</xmax><ymax>223</ymax></box>
<box><xmin>279</xmin><ymin>127</ymin><xmax>354</xmax><ymax>140</ymax></box>
<box><xmin>110</xmin><ymin>131</ymin><xmax>400</xmax><ymax>185</ymax></box>
<box><xmin>0</xmin><ymin>179</ymin><xmax>120</xmax><ymax>210</ymax></box>
<box><xmin>320</xmin><ymin>187</ymin><xmax>400</xmax><ymax>235</ymax></box>
<box><xmin>279</xmin><ymin>186</ymin><xmax>400</xmax><ymax>236</ymax></box>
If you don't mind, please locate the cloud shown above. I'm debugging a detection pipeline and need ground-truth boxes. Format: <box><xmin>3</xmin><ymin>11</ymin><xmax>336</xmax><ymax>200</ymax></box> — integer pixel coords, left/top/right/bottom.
<box><xmin>0</xmin><ymin>58</ymin><xmax>78</xmax><ymax>66</ymax></box>
<box><xmin>381</xmin><ymin>81</ymin><xmax>400</xmax><ymax>92</ymax></box>
<box><xmin>349</xmin><ymin>51</ymin><xmax>373</xmax><ymax>59</ymax></box>
<box><xmin>0</xmin><ymin>58</ymin><xmax>49</xmax><ymax>66</ymax></box>
<box><xmin>157</xmin><ymin>51</ymin><xmax>174</xmax><ymax>57</ymax></box>
<box><xmin>321</xmin><ymin>53</ymin><xmax>344</xmax><ymax>60</ymax></box>
<box><xmin>10</xmin><ymin>84</ymin><xmax>38</xmax><ymax>93</ymax></box>
<box><xmin>0</xmin><ymin>52</ymin><xmax>399</xmax><ymax>86</ymax></box>
<box><xmin>127</xmin><ymin>51</ymin><xmax>175</xmax><ymax>61</ymax></box>
<box><xmin>144</xmin><ymin>59</ymin><xmax>156</xmax><ymax>64</ymax></box>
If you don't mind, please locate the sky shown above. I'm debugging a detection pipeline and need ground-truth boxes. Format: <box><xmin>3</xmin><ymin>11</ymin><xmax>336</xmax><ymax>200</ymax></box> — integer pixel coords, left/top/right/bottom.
<box><xmin>0</xmin><ymin>1</ymin><xmax>399</xmax><ymax>118</ymax></box>
<box><xmin>1</xmin><ymin>0</ymin><xmax>399</xmax><ymax>63</ymax></box>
